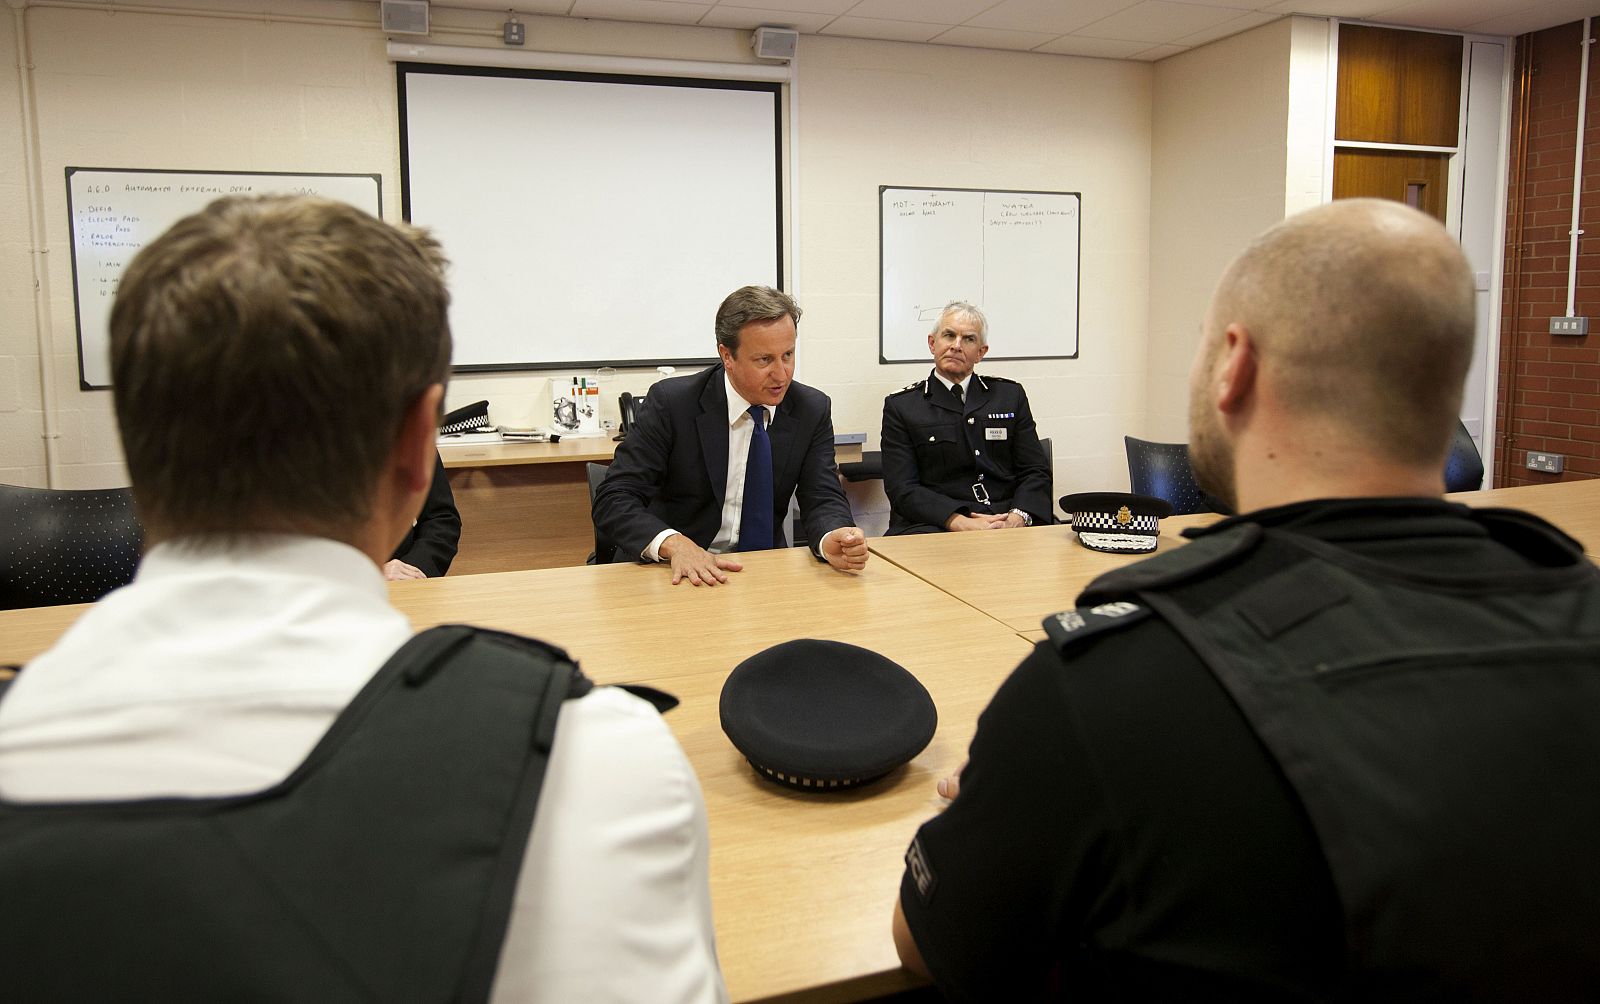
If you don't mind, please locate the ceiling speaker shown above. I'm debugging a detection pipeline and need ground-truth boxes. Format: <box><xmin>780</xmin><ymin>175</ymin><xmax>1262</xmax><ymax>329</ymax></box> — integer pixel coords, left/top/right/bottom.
<box><xmin>381</xmin><ymin>0</ymin><xmax>430</xmax><ymax>36</ymax></box>
<box><xmin>752</xmin><ymin>26</ymin><xmax>798</xmax><ymax>61</ymax></box>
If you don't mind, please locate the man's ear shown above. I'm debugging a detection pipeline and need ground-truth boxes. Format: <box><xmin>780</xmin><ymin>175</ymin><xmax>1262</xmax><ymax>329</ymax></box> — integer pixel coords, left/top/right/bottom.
<box><xmin>396</xmin><ymin>384</ymin><xmax>445</xmax><ymax>495</ymax></box>
<box><xmin>718</xmin><ymin>343</ymin><xmax>735</xmax><ymax>369</ymax></box>
<box><xmin>975</xmin><ymin>341</ymin><xmax>990</xmax><ymax>363</ymax></box>
<box><xmin>1216</xmin><ymin>324</ymin><xmax>1258</xmax><ymax>415</ymax></box>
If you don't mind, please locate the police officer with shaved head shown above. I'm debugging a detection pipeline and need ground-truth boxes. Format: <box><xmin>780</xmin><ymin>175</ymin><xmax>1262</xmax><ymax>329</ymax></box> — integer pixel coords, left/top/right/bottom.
<box><xmin>880</xmin><ymin>301</ymin><xmax>1053</xmax><ymax>534</ymax></box>
<box><xmin>893</xmin><ymin>201</ymin><xmax>1600</xmax><ymax>999</ymax></box>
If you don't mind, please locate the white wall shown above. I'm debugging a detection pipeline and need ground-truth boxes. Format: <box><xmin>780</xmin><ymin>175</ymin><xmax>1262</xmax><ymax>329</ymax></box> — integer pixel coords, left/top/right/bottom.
<box><xmin>2</xmin><ymin>1</ymin><xmax>1158</xmax><ymax>501</ymax></box>
<box><xmin>1144</xmin><ymin>16</ymin><xmax>1328</xmax><ymax>444</ymax></box>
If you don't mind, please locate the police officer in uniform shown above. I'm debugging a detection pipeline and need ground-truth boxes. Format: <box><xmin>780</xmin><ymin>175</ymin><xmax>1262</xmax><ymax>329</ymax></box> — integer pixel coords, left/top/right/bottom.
<box><xmin>880</xmin><ymin>301</ymin><xmax>1052</xmax><ymax>533</ymax></box>
<box><xmin>892</xmin><ymin>200</ymin><xmax>1600</xmax><ymax>1000</ymax></box>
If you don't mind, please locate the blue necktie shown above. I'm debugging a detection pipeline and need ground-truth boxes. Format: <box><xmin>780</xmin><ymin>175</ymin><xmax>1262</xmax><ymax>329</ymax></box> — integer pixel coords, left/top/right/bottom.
<box><xmin>738</xmin><ymin>405</ymin><xmax>774</xmax><ymax>551</ymax></box>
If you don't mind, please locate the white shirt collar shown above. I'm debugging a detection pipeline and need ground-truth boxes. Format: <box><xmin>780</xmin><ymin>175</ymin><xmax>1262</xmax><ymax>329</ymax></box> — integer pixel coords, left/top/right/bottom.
<box><xmin>137</xmin><ymin>533</ymin><xmax>389</xmax><ymax>600</ymax></box>
<box><xmin>723</xmin><ymin>371</ymin><xmax>776</xmax><ymax>428</ymax></box>
<box><xmin>932</xmin><ymin>370</ymin><xmax>973</xmax><ymax>397</ymax></box>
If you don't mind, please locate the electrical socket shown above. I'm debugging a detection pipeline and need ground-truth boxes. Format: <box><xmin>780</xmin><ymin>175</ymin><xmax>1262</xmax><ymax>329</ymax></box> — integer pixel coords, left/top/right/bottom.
<box><xmin>503</xmin><ymin>18</ymin><xmax>525</xmax><ymax>46</ymax></box>
<box><xmin>1549</xmin><ymin>316</ymin><xmax>1589</xmax><ymax>336</ymax></box>
<box><xmin>1526</xmin><ymin>451</ymin><xmax>1565</xmax><ymax>474</ymax></box>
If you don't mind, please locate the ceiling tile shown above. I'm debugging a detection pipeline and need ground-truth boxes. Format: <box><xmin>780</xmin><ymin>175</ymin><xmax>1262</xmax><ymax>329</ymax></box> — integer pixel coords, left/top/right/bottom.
<box><xmin>1078</xmin><ymin>1</ymin><xmax>1253</xmax><ymax>43</ymax></box>
<box><xmin>843</xmin><ymin>0</ymin><xmax>1001</xmax><ymax>24</ymax></box>
<box><xmin>697</xmin><ymin>5</ymin><xmax>838</xmax><ymax>31</ymax></box>
<box><xmin>1175</xmin><ymin>9</ymin><xmax>1281</xmax><ymax>44</ymax></box>
<box><xmin>818</xmin><ymin>15</ymin><xmax>948</xmax><ymax>42</ymax></box>
<box><xmin>569</xmin><ymin>0</ymin><xmax>713</xmax><ymax>25</ymax></box>
<box><xmin>705</xmin><ymin>0</ymin><xmax>856</xmax><ymax>12</ymax></box>
<box><xmin>1465</xmin><ymin>1</ymin><xmax>1598</xmax><ymax>36</ymax></box>
<box><xmin>966</xmin><ymin>0</ymin><xmax>1143</xmax><ymax>35</ymax></box>
<box><xmin>930</xmin><ymin>24</ymin><xmax>1063</xmax><ymax>49</ymax></box>
<box><xmin>1033</xmin><ymin>34</ymin><xmax>1154</xmax><ymax>57</ymax></box>
<box><xmin>1131</xmin><ymin>42</ymin><xmax>1191</xmax><ymax>60</ymax></box>
<box><xmin>1364</xmin><ymin>0</ymin><xmax>1529</xmax><ymax>30</ymax></box>
<box><xmin>437</xmin><ymin>0</ymin><xmax>578</xmax><ymax>11</ymax></box>
<box><xmin>1260</xmin><ymin>0</ymin><xmax>1397</xmax><ymax>15</ymax></box>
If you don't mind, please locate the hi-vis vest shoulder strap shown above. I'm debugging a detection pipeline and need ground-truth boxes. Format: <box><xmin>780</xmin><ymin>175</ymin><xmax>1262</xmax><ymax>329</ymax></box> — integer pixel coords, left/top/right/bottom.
<box><xmin>0</xmin><ymin>625</ymin><xmax>592</xmax><ymax>1004</ymax></box>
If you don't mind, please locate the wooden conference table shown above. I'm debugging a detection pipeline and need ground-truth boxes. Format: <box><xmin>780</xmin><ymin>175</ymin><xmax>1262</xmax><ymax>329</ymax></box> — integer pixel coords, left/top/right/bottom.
<box><xmin>0</xmin><ymin>478</ymin><xmax>1595</xmax><ymax>1001</ymax></box>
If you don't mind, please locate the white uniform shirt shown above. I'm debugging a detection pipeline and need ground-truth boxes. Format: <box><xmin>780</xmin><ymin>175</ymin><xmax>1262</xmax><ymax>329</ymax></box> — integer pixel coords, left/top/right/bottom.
<box><xmin>0</xmin><ymin>535</ymin><xmax>726</xmax><ymax>1003</ymax></box>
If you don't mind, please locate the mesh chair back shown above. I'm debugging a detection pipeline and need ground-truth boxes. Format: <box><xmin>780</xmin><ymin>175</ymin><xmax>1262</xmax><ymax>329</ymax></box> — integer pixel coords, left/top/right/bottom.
<box><xmin>1444</xmin><ymin>421</ymin><xmax>1485</xmax><ymax>493</ymax></box>
<box><xmin>0</xmin><ymin>485</ymin><xmax>143</xmax><ymax>610</ymax></box>
<box><xmin>1124</xmin><ymin>436</ymin><xmax>1214</xmax><ymax>516</ymax></box>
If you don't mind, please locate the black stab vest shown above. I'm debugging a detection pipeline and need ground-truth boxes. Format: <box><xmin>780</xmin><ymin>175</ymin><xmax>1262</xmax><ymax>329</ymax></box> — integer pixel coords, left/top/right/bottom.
<box><xmin>0</xmin><ymin>625</ymin><xmax>592</xmax><ymax>1003</ymax></box>
<box><xmin>1062</xmin><ymin>509</ymin><xmax>1600</xmax><ymax>999</ymax></box>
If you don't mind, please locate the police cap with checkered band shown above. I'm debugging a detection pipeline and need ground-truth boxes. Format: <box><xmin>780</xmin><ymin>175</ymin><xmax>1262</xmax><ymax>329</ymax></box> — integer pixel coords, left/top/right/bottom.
<box><xmin>1060</xmin><ymin>492</ymin><xmax>1174</xmax><ymax>553</ymax></box>
<box><xmin>719</xmin><ymin>639</ymin><xmax>937</xmax><ymax>792</ymax></box>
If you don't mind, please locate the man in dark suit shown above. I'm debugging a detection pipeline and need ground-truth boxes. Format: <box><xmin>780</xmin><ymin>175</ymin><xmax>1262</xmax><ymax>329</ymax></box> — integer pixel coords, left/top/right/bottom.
<box><xmin>385</xmin><ymin>451</ymin><xmax>460</xmax><ymax>579</ymax></box>
<box><xmin>881</xmin><ymin>301</ymin><xmax>1053</xmax><ymax>534</ymax></box>
<box><xmin>593</xmin><ymin>286</ymin><xmax>867</xmax><ymax>586</ymax></box>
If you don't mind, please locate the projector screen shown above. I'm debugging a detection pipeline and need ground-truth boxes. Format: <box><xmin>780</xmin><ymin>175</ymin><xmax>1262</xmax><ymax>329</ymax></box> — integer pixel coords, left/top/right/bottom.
<box><xmin>398</xmin><ymin>64</ymin><xmax>783</xmax><ymax>371</ymax></box>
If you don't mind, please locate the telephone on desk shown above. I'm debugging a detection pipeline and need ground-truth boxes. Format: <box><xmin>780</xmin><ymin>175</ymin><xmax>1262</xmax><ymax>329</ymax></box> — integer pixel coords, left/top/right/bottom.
<box><xmin>615</xmin><ymin>392</ymin><xmax>647</xmax><ymax>442</ymax></box>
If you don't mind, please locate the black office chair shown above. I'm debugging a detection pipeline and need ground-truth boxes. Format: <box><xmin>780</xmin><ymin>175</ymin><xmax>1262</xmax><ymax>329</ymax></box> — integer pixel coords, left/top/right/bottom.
<box><xmin>1124</xmin><ymin>436</ymin><xmax>1217</xmax><ymax>516</ymax></box>
<box><xmin>1444</xmin><ymin>421</ymin><xmax>1485</xmax><ymax>493</ymax></box>
<box><xmin>585</xmin><ymin>462</ymin><xmax>624</xmax><ymax>565</ymax></box>
<box><xmin>0</xmin><ymin>484</ymin><xmax>144</xmax><ymax>610</ymax></box>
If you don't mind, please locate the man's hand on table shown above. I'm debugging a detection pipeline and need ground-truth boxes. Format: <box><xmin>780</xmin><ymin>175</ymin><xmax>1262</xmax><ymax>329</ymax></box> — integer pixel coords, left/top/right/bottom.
<box><xmin>946</xmin><ymin>513</ymin><xmax>1008</xmax><ymax>532</ymax></box>
<box><xmin>660</xmin><ymin>533</ymin><xmax>743</xmax><ymax>586</ymax></box>
<box><xmin>821</xmin><ymin>527</ymin><xmax>869</xmax><ymax>573</ymax></box>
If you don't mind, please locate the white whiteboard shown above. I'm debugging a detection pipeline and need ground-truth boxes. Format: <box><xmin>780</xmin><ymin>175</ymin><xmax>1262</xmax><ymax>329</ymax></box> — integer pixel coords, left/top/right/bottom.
<box><xmin>880</xmin><ymin>187</ymin><xmax>1080</xmax><ymax>363</ymax></box>
<box><xmin>66</xmin><ymin>168</ymin><xmax>382</xmax><ymax>389</ymax></box>
<box><xmin>399</xmin><ymin>65</ymin><xmax>782</xmax><ymax>371</ymax></box>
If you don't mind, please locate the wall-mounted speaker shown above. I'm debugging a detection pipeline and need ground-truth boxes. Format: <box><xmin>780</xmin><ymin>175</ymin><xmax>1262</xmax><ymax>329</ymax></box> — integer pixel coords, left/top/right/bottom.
<box><xmin>381</xmin><ymin>0</ymin><xmax>430</xmax><ymax>36</ymax></box>
<box><xmin>752</xmin><ymin>26</ymin><xmax>798</xmax><ymax>61</ymax></box>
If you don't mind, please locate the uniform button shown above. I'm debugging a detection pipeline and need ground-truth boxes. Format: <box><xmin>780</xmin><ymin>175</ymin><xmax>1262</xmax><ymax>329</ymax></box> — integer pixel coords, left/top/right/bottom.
<box><xmin>967</xmin><ymin>417</ymin><xmax>974</xmax><ymax>425</ymax></box>
<box><xmin>928</xmin><ymin>436</ymin><xmax>936</xmax><ymax>442</ymax></box>
<box><xmin>974</xmin><ymin>450</ymin><xmax>981</xmax><ymax>456</ymax></box>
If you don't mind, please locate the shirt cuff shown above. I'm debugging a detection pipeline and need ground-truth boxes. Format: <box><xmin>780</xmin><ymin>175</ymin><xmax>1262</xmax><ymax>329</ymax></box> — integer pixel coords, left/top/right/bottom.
<box><xmin>644</xmin><ymin>528</ymin><xmax>679</xmax><ymax>563</ymax></box>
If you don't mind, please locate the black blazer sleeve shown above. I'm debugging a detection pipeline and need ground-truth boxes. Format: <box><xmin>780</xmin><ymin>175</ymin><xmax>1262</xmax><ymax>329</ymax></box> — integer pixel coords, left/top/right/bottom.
<box><xmin>392</xmin><ymin>453</ymin><xmax>461</xmax><ymax>576</ymax></box>
<box><xmin>591</xmin><ymin>385</ymin><xmax>685</xmax><ymax>561</ymax></box>
<box><xmin>794</xmin><ymin>393</ymin><xmax>855</xmax><ymax>553</ymax></box>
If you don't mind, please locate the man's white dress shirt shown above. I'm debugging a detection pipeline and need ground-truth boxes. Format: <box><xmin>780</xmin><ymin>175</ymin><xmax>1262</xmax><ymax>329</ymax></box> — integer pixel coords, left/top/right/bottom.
<box><xmin>0</xmin><ymin>535</ymin><xmax>727</xmax><ymax>1003</ymax></box>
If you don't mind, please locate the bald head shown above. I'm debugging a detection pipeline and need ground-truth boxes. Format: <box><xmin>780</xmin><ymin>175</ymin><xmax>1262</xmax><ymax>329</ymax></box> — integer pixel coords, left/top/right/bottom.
<box><xmin>1205</xmin><ymin>199</ymin><xmax>1476</xmax><ymax>466</ymax></box>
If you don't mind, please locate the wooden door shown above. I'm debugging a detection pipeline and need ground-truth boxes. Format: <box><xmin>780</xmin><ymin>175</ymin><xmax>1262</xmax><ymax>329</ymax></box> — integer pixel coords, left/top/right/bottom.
<box><xmin>1332</xmin><ymin>148</ymin><xmax>1450</xmax><ymax>223</ymax></box>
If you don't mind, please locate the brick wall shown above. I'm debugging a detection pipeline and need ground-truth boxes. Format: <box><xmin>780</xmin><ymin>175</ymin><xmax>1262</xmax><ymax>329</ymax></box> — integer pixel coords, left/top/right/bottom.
<box><xmin>1498</xmin><ymin>20</ymin><xmax>1600</xmax><ymax>486</ymax></box>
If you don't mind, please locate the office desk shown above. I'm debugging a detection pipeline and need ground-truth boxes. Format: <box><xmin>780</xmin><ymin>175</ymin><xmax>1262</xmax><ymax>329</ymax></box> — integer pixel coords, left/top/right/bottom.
<box><xmin>0</xmin><ymin>546</ymin><xmax>1026</xmax><ymax>1004</ymax></box>
<box><xmin>438</xmin><ymin>438</ymin><xmax>866</xmax><ymax>575</ymax></box>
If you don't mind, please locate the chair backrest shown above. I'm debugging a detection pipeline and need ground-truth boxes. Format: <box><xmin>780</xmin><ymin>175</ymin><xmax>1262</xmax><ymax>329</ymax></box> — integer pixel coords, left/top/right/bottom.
<box><xmin>0</xmin><ymin>484</ymin><xmax>144</xmax><ymax>610</ymax></box>
<box><xmin>1123</xmin><ymin>436</ymin><xmax>1214</xmax><ymax>516</ymax></box>
<box><xmin>585</xmin><ymin>463</ymin><xmax>619</xmax><ymax>564</ymax></box>
<box><xmin>838</xmin><ymin>450</ymin><xmax>883</xmax><ymax>483</ymax></box>
<box><xmin>1443</xmin><ymin>420</ymin><xmax>1485</xmax><ymax>493</ymax></box>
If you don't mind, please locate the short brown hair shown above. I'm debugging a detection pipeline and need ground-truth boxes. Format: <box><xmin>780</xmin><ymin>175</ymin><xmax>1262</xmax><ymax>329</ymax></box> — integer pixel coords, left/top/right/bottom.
<box><xmin>110</xmin><ymin>195</ymin><xmax>452</xmax><ymax>540</ymax></box>
<box><xmin>715</xmin><ymin>285</ymin><xmax>801</xmax><ymax>354</ymax></box>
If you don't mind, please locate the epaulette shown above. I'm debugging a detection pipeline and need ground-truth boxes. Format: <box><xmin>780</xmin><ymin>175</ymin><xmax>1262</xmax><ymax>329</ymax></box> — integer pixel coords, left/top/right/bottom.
<box><xmin>889</xmin><ymin>381</ymin><xmax>921</xmax><ymax>396</ymax></box>
<box><xmin>981</xmin><ymin>374</ymin><xmax>1018</xmax><ymax>385</ymax></box>
<box><xmin>1042</xmin><ymin>600</ymin><xmax>1151</xmax><ymax>653</ymax></box>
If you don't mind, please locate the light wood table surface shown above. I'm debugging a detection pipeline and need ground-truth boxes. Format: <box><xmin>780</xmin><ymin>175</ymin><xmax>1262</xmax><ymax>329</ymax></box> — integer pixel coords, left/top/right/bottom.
<box><xmin>0</xmin><ymin>546</ymin><xmax>1026</xmax><ymax>1004</ymax></box>
<box><xmin>436</xmin><ymin>438</ymin><xmax>865</xmax><ymax>576</ymax></box>
<box><xmin>1446</xmin><ymin>477</ymin><xmax>1600</xmax><ymax>555</ymax></box>
<box><xmin>868</xmin><ymin>512</ymin><xmax>1222</xmax><ymax>641</ymax></box>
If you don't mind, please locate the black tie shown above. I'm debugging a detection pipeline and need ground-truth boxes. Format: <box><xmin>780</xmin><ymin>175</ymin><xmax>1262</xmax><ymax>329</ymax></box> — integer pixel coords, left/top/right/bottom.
<box><xmin>952</xmin><ymin>383</ymin><xmax>964</xmax><ymax>406</ymax></box>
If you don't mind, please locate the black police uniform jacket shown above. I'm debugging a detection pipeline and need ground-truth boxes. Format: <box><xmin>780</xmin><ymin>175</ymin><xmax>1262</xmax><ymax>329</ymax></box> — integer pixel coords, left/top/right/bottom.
<box><xmin>897</xmin><ymin>498</ymin><xmax>1600</xmax><ymax>1001</ymax></box>
<box><xmin>880</xmin><ymin>371</ymin><xmax>1052</xmax><ymax>533</ymax></box>
<box><xmin>593</xmin><ymin>364</ymin><xmax>854</xmax><ymax>559</ymax></box>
